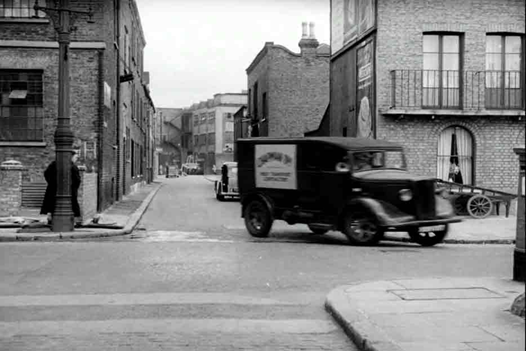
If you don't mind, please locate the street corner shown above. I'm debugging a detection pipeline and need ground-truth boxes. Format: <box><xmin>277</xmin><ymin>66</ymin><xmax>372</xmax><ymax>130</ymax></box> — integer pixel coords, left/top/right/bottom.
<box><xmin>325</xmin><ymin>282</ymin><xmax>404</xmax><ymax>351</ymax></box>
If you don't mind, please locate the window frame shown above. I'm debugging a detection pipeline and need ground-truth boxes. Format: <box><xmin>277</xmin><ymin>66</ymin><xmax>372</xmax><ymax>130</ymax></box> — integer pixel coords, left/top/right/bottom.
<box><xmin>0</xmin><ymin>69</ymin><xmax>44</xmax><ymax>142</ymax></box>
<box><xmin>422</xmin><ymin>32</ymin><xmax>464</xmax><ymax>109</ymax></box>
<box><xmin>485</xmin><ymin>33</ymin><xmax>525</xmax><ymax>110</ymax></box>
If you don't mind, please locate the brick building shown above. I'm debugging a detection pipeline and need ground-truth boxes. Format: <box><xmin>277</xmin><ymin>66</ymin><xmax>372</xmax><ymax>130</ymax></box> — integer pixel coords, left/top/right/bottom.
<box><xmin>328</xmin><ymin>0</ymin><xmax>525</xmax><ymax>192</ymax></box>
<box><xmin>155</xmin><ymin>107</ymin><xmax>193</xmax><ymax>174</ymax></box>
<box><xmin>187</xmin><ymin>92</ymin><xmax>247</xmax><ymax>173</ymax></box>
<box><xmin>0</xmin><ymin>0</ymin><xmax>154</xmax><ymax>215</ymax></box>
<box><xmin>246</xmin><ymin>22</ymin><xmax>330</xmax><ymax>138</ymax></box>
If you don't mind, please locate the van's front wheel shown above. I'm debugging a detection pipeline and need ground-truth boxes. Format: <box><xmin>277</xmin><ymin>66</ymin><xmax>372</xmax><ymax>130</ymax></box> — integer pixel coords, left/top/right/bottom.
<box><xmin>342</xmin><ymin>209</ymin><xmax>383</xmax><ymax>246</ymax></box>
<box><xmin>244</xmin><ymin>200</ymin><xmax>273</xmax><ymax>237</ymax></box>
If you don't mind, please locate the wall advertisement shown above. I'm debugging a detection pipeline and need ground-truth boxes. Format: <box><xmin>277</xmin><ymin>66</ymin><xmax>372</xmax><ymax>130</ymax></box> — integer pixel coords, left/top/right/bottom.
<box><xmin>331</xmin><ymin>0</ymin><xmax>376</xmax><ymax>56</ymax></box>
<box><xmin>255</xmin><ymin>144</ymin><xmax>297</xmax><ymax>190</ymax></box>
<box><xmin>356</xmin><ymin>38</ymin><xmax>374</xmax><ymax>138</ymax></box>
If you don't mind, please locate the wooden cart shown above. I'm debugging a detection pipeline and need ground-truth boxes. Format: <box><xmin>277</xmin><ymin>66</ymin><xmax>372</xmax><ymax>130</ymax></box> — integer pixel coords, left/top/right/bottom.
<box><xmin>435</xmin><ymin>179</ymin><xmax>517</xmax><ymax>219</ymax></box>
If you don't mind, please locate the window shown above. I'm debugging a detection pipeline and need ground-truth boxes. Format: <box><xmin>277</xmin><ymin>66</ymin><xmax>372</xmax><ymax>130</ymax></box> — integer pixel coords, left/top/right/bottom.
<box><xmin>208</xmin><ymin>132</ymin><xmax>215</xmax><ymax>146</ymax></box>
<box><xmin>194</xmin><ymin>135</ymin><xmax>198</xmax><ymax>146</ymax></box>
<box><xmin>0</xmin><ymin>70</ymin><xmax>43</xmax><ymax>141</ymax></box>
<box><xmin>262</xmin><ymin>92</ymin><xmax>268</xmax><ymax>120</ymax></box>
<box><xmin>0</xmin><ymin>0</ymin><xmax>45</xmax><ymax>18</ymax></box>
<box><xmin>223</xmin><ymin>112</ymin><xmax>233</xmax><ymax>120</ymax></box>
<box><xmin>193</xmin><ymin>115</ymin><xmax>199</xmax><ymax>126</ymax></box>
<box><xmin>485</xmin><ymin>34</ymin><xmax>524</xmax><ymax>109</ymax></box>
<box><xmin>422</xmin><ymin>33</ymin><xmax>462</xmax><ymax>108</ymax></box>
<box><xmin>253</xmin><ymin>82</ymin><xmax>258</xmax><ymax>118</ymax></box>
<box><xmin>437</xmin><ymin>126</ymin><xmax>473</xmax><ymax>185</ymax></box>
<box><xmin>225</xmin><ymin>121</ymin><xmax>234</xmax><ymax>132</ymax></box>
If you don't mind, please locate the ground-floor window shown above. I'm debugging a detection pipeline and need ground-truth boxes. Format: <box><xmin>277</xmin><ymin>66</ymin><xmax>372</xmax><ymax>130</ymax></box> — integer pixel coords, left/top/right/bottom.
<box><xmin>437</xmin><ymin>125</ymin><xmax>473</xmax><ymax>185</ymax></box>
<box><xmin>0</xmin><ymin>70</ymin><xmax>44</xmax><ymax>141</ymax></box>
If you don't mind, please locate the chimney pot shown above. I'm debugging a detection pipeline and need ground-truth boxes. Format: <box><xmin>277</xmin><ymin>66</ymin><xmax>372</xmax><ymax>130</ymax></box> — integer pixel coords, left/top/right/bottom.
<box><xmin>309</xmin><ymin>22</ymin><xmax>315</xmax><ymax>39</ymax></box>
<box><xmin>301</xmin><ymin>22</ymin><xmax>308</xmax><ymax>38</ymax></box>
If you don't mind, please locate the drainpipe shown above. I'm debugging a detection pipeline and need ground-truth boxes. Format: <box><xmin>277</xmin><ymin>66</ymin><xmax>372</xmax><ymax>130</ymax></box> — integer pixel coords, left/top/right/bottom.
<box><xmin>115</xmin><ymin>0</ymin><xmax>121</xmax><ymax>200</ymax></box>
<box><xmin>97</xmin><ymin>49</ymin><xmax>104</xmax><ymax>212</ymax></box>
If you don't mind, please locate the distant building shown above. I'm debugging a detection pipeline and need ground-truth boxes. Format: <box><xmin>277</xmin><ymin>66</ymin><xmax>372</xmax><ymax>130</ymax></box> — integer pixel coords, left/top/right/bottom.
<box><xmin>246</xmin><ymin>22</ymin><xmax>330</xmax><ymax>138</ymax></box>
<box><xmin>187</xmin><ymin>92</ymin><xmax>247</xmax><ymax>172</ymax></box>
<box><xmin>327</xmin><ymin>0</ymin><xmax>525</xmax><ymax>193</ymax></box>
<box><xmin>156</xmin><ymin>108</ymin><xmax>183</xmax><ymax>174</ymax></box>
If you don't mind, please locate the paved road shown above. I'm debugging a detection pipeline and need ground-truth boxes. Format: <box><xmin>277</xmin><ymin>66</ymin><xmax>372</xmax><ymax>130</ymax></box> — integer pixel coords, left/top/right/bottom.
<box><xmin>0</xmin><ymin>176</ymin><xmax>515</xmax><ymax>350</ymax></box>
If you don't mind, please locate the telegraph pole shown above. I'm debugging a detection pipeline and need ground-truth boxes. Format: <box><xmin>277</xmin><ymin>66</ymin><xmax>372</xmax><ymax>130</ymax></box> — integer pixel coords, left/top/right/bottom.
<box><xmin>34</xmin><ymin>0</ymin><xmax>93</xmax><ymax>232</ymax></box>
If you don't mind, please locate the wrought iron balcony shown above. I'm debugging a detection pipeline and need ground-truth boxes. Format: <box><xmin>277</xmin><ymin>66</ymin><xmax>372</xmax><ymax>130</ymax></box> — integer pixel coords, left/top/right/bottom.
<box><xmin>389</xmin><ymin>70</ymin><xmax>524</xmax><ymax>112</ymax></box>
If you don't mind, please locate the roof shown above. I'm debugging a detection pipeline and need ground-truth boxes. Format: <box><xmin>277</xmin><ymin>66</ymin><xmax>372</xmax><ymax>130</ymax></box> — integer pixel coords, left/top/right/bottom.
<box><xmin>237</xmin><ymin>137</ymin><xmax>403</xmax><ymax>150</ymax></box>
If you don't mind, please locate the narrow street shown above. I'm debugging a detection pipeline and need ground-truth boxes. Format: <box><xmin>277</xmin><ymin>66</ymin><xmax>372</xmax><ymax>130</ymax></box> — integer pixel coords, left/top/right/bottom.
<box><xmin>0</xmin><ymin>176</ymin><xmax>515</xmax><ymax>350</ymax></box>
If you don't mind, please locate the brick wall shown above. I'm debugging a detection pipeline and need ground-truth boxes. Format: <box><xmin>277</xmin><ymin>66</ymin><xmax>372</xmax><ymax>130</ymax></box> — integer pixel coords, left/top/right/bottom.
<box><xmin>247</xmin><ymin>42</ymin><xmax>330</xmax><ymax>138</ymax></box>
<box><xmin>0</xmin><ymin>162</ymin><xmax>25</xmax><ymax>217</ymax></box>
<box><xmin>267</xmin><ymin>47</ymin><xmax>330</xmax><ymax>137</ymax></box>
<box><xmin>372</xmin><ymin>0</ymin><xmax>526</xmax><ymax>193</ymax></box>
<box><xmin>78</xmin><ymin>170</ymin><xmax>98</xmax><ymax>223</ymax></box>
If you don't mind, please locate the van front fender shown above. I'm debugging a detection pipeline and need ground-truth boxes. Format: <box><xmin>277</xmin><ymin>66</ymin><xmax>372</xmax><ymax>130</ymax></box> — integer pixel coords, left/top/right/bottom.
<box><xmin>344</xmin><ymin>197</ymin><xmax>415</xmax><ymax>227</ymax></box>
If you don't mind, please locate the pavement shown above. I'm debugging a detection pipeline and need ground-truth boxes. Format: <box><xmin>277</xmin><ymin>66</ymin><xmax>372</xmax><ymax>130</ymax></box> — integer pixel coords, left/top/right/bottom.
<box><xmin>326</xmin><ymin>278</ymin><xmax>525</xmax><ymax>351</ymax></box>
<box><xmin>0</xmin><ymin>176</ymin><xmax>524</xmax><ymax>351</ymax></box>
<box><xmin>0</xmin><ymin>180</ymin><xmax>163</xmax><ymax>241</ymax></box>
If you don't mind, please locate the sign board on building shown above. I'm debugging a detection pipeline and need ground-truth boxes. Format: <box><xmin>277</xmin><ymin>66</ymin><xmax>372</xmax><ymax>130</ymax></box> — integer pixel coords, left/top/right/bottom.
<box><xmin>255</xmin><ymin>144</ymin><xmax>297</xmax><ymax>190</ymax></box>
<box><xmin>331</xmin><ymin>0</ymin><xmax>376</xmax><ymax>57</ymax></box>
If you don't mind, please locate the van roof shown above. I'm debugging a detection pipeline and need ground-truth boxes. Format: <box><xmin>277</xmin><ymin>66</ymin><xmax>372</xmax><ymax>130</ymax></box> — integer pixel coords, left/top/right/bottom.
<box><xmin>237</xmin><ymin>137</ymin><xmax>402</xmax><ymax>151</ymax></box>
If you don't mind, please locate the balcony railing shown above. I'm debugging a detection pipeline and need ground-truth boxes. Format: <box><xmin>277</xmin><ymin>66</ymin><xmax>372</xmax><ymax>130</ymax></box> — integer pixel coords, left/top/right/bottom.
<box><xmin>389</xmin><ymin>70</ymin><xmax>524</xmax><ymax>111</ymax></box>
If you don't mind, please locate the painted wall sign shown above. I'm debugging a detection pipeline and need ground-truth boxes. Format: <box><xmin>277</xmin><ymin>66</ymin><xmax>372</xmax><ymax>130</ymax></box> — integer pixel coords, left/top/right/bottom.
<box><xmin>255</xmin><ymin>144</ymin><xmax>297</xmax><ymax>190</ymax></box>
<box><xmin>356</xmin><ymin>39</ymin><xmax>374</xmax><ymax>138</ymax></box>
<box><xmin>331</xmin><ymin>0</ymin><xmax>376</xmax><ymax>57</ymax></box>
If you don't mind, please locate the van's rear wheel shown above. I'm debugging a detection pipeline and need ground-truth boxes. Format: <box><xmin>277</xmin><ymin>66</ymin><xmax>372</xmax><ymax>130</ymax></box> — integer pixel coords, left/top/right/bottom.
<box><xmin>408</xmin><ymin>224</ymin><xmax>449</xmax><ymax>247</ymax></box>
<box><xmin>244</xmin><ymin>200</ymin><xmax>273</xmax><ymax>237</ymax></box>
<box><xmin>342</xmin><ymin>209</ymin><xmax>383</xmax><ymax>246</ymax></box>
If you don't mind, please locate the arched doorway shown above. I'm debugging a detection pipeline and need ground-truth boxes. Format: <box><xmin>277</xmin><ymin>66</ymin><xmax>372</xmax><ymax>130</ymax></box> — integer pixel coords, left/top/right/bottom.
<box><xmin>437</xmin><ymin>126</ymin><xmax>474</xmax><ymax>185</ymax></box>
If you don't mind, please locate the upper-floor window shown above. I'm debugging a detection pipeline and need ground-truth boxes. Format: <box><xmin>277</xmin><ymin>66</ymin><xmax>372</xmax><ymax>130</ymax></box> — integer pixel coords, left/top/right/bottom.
<box><xmin>422</xmin><ymin>33</ymin><xmax>462</xmax><ymax>109</ymax></box>
<box><xmin>262</xmin><ymin>92</ymin><xmax>268</xmax><ymax>120</ymax></box>
<box><xmin>0</xmin><ymin>0</ymin><xmax>45</xmax><ymax>18</ymax></box>
<box><xmin>0</xmin><ymin>70</ymin><xmax>44</xmax><ymax>141</ymax></box>
<box><xmin>485</xmin><ymin>34</ymin><xmax>524</xmax><ymax>109</ymax></box>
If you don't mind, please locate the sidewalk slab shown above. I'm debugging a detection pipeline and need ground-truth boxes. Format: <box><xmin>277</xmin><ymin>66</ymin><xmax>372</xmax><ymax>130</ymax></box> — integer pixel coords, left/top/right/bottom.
<box><xmin>0</xmin><ymin>181</ymin><xmax>163</xmax><ymax>242</ymax></box>
<box><xmin>326</xmin><ymin>278</ymin><xmax>525</xmax><ymax>351</ymax></box>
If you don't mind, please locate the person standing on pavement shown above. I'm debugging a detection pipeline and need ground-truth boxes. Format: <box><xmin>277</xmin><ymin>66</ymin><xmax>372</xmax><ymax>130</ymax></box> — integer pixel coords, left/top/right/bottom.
<box><xmin>40</xmin><ymin>151</ymin><xmax>82</xmax><ymax>226</ymax></box>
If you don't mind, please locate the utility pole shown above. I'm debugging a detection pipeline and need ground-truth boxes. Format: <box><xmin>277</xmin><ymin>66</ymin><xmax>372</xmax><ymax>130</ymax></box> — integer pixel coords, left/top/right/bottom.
<box><xmin>34</xmin><ymin>0</ymin><xmax>94</xmax><ymax>232</ymax></box>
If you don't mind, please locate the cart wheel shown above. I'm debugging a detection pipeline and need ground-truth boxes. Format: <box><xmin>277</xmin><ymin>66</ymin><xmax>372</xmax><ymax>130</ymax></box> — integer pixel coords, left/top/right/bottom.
<box><xmin>244</xmin><ymin>199</ymin><xmax>273</xmax><ymax>237</ymax></box>
<box><xmin>308</xmin><ymin>224</ymin><xmax>329</xmax><ymax>235</ymax></box>
<box><xmin>467</xmin><ymin>194</ymin><xmax>493</xmax><ymax>219</ymax></box>
<box><xmin>452</xmin><ymin>195</ymin><xmax>469</xmax><ymax>216</ymax></box>
<box><xmin>408</xmin><ymin>224</ymin><xmax>449</xmax><ymax>247</ymax></box>
<box><xmin>342</xmin><ymin>209</ymin><xmax>383</xmax><ymax>246</ymax></box>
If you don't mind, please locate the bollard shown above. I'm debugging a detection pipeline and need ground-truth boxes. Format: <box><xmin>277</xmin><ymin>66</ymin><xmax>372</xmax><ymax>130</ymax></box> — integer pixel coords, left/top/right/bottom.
<box><xmin>513</xmin><ymin>148</ymin><xmax>525</xmax><ymax>282</ymax></box>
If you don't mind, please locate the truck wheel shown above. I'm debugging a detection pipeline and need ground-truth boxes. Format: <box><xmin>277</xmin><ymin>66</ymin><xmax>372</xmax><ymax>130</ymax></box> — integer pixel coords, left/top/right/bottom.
<box><xmin>244</xmin><ymin>199</ymin><xmax>273</xmax><ymax>237</ymax></box>
<box><xmin>408</xmin><ymin>224</ymin><xmax>449</xmax><ymax>247</ymax></box>
<box><xmin>342</xmin><ymin>209</ymin><xmax>383</xmax><ymax>246</ymax></box>
<box><xmin>308</xmin><ymin>224</ymin><xmax>329</xmax><ymax>235</ymax></box>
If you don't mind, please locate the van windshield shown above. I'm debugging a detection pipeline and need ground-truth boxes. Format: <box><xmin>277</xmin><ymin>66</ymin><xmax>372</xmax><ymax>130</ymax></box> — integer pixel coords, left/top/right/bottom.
<box><xmin>351</xmin><ymin>150</ymin><xmax>406</xmax><ymax>172</ymax></box>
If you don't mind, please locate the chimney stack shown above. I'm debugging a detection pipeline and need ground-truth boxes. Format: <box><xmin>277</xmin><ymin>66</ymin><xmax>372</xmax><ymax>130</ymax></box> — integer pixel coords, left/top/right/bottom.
<box><xmin>309</xmin><ymin>22</ymin><xmax>315</xmax><ymax>39</ymax></box>
<box><xmin>298</xmin><ymin>21</ymin><xmax>319</xmax><ymax>56</ymax></box>
<box><xmin>301</xmin><ymin>22</ymin><xmax>308</xmax><ymax>38</ymax></box>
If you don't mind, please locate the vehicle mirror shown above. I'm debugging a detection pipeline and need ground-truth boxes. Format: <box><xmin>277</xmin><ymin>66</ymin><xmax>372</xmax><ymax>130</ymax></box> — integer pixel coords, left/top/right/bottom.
<box><xmin>335</xmin><ymin>162</ymin><xmax>351</xmax><ymax>173</ymax></box>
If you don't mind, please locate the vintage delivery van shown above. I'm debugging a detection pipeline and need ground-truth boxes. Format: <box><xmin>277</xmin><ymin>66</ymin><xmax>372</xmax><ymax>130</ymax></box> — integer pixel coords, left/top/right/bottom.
<box><xmin>236</xmin><ymin>137</ymin><xmax>461</xmax><ymax>246</ymax></box>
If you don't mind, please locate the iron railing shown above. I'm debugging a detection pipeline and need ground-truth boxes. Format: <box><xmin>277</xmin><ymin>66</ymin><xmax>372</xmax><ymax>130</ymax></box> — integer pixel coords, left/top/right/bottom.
<box><xmin>390</xmin><ymin>70</ymin><xmax>524</xmax><ymax>111</ymax></box>
<box><xmin>0</xmin><ymin>0</ymin><xmax>46</xmax><ymax>18</ymax></box>
<box><xmin>0</xmin><ymin>106</ymin><xmax>43</xmax><ymax>141</ymax></box>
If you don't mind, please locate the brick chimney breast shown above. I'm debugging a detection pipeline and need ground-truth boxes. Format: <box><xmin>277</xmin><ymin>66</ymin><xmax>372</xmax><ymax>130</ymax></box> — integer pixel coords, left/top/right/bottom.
<box><xmin>298</xmin><ymin>21</ymin><xmax>319</xmax><ymax>56</ymax></box>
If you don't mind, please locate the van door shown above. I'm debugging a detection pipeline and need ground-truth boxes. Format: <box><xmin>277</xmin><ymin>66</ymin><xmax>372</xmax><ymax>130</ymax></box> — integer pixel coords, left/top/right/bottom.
<box><xmin>297</xmin><ymin>143</ymin><xmax>323</xmax><ymax>211</ymax></box>
<box><xmin>317</xmin><ymin>145</ymin><xmax>349</xmax><ymax>217</ymax></box>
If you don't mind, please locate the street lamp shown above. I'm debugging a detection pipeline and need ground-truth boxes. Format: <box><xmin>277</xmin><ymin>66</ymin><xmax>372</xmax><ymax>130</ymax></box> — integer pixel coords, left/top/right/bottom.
<box><xmin>33</xmin><ymin>0</ymin><xmax>94</xmax><ymax>232</ymax></box>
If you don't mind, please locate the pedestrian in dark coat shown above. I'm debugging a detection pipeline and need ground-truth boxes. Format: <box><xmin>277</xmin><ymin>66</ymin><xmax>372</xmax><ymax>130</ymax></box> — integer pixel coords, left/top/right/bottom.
<box><xmin>40</xmin><ymin>152</ymin><xmax>81</xmax><ymax>224</ymax></box>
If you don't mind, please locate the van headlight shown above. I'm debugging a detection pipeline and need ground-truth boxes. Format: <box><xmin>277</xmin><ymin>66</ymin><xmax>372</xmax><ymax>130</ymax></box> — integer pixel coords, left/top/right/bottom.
<box><xmin>399</xmin><ymin>189</ymin><xmax>412</xmax><ymax>201</ymax></box>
